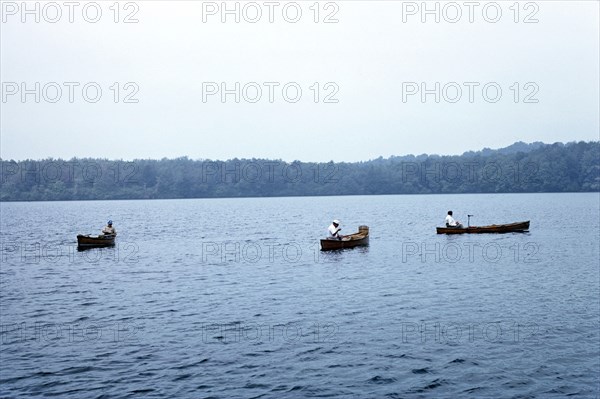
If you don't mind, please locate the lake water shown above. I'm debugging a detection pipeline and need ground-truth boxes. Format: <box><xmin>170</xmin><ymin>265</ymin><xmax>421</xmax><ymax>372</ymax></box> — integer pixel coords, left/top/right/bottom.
<box><xmin>1</xmin><ymin>193</ymin><xmax>598</xmax><ymax>398</ymax></box>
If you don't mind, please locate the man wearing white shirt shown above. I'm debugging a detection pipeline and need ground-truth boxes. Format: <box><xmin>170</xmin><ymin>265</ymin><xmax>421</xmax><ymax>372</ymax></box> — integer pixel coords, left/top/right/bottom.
<box><xmin>328</xmin><ymin>219</ymin><xmax>343</xmax><ymax>240</ymax></box>
<box><xmin>102</xmin><ymin>220</ymin><xmax>117</xmax><ymax>235</ymax></box>
<box><xmin>445</xmin><ymin>211</ymin><xmax>463</xmax><ymax>228</ymax></box>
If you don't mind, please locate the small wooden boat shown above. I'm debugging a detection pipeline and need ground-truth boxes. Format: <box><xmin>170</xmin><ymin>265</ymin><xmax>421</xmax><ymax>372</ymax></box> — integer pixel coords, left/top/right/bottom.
<box><xmin>77</xmin><ymin>234</ymin><xmax>116</xmax><ymax>248</ymax></box>
<box><xmin>436</xmin><ymin>221</ymin><xmax>530</xmax><ymax>234</ymax></box>
<box><xmin>320</xmin><ymin>225</ymin><xmax>369</xmax><ymax>251</ymax></box>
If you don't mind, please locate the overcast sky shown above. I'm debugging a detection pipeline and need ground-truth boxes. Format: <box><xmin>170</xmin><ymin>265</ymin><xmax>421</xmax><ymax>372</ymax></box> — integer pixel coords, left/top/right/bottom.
<box><xmin>1</xmin><ymin>1</ymin><xmax>598</xmax><ymax>162</ymax></box>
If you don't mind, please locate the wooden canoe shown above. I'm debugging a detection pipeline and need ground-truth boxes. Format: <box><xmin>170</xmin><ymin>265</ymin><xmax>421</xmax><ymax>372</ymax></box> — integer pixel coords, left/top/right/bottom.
<box><xmin>77</xmin><ymin>234</ymin><xmax>116</xmax><ymax>247</ymax></box>
<box><xmin>436</xmin><ymin>221</ymin><xmax>530</xmax><ymax>234</ymax></box>
<box><xmin>320</xmin><ymin>225</ymin><xmax>369</xmax><ymax>251</ymax></box>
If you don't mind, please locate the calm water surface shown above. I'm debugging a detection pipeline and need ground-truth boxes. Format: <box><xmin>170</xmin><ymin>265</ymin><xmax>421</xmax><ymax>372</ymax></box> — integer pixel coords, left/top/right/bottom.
<box><xmin>1</xmin><ymin>193</ymin><xmax>599</xmax><ymax>398</ymax></box>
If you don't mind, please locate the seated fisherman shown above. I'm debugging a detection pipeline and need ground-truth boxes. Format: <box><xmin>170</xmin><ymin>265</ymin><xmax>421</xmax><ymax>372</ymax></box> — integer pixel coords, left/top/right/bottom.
<box><xmin>445</xmin><ymin>211</ymin><xmax>463</xmax><ymax>228</ymax></box>
<box><xmin>102</xmin><ymin>220</ymin><xmax>117</xmax><ymax>235</ymax></box>
<box><xmin>328</xmin><ymin>219</ymin><xmax>343</xmax><ymax>240</ymax></box>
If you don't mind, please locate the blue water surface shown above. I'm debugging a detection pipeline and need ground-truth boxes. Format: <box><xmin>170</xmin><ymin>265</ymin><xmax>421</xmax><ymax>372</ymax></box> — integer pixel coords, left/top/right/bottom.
<box><xmin>1</xmin><ymin>193</ymin><xmax>598</xmax><ymax>398</ymax></box>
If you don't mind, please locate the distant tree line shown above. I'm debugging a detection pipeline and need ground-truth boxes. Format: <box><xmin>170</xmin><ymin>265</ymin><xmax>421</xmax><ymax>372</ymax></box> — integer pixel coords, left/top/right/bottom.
<box><xmin>1</xmin><ymin>141</ymin><xmax>598</xmax><ymax>201</ymax></box>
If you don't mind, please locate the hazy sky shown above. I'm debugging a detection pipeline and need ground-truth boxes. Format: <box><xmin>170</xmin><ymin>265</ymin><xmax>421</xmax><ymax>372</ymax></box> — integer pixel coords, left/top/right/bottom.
<box><xmin>1</xmin><ymin>1</ymin><xmax>598</xmax><ymax>162</ymax></box>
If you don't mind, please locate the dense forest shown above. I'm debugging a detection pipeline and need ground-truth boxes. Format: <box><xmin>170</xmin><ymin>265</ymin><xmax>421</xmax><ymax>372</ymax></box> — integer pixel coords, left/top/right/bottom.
<box><xmin>1</xmin><ymin>141</ymin><xmax>598</xmax><ymax>201</ymax></box>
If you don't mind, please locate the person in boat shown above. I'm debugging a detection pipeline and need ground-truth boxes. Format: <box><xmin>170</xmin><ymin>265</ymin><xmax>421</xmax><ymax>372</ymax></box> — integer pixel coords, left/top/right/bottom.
<box><xmin>445</xmin><ymin>211</ymin><xmax>463</xmax><ymax>228</ymax></box>
<box><xmin>102</xmin><ymin>220</ymin><xmax>117</xmax><ymax>235</ymax></box>
<box><xmin>328</xmin><ymin>219</ymin><xmax>343</xmax><ymax>240</ymax></box>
